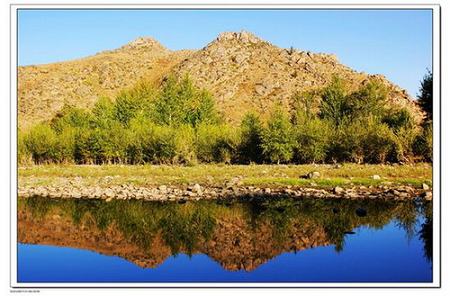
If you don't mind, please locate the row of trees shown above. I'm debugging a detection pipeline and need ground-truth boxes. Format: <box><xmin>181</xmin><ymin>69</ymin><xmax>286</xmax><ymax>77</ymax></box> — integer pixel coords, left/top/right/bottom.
<box><xmin>18</xmin><ymin>75</ymin><xmax>432</xmax><ymax>165</ymax></box>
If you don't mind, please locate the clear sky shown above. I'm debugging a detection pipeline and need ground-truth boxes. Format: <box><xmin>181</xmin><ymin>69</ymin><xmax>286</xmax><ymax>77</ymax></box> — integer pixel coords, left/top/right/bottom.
<box><xmin>18</xmin><ymin>9</ymin><xmax>432</xmax><ymax>98</ymax></box>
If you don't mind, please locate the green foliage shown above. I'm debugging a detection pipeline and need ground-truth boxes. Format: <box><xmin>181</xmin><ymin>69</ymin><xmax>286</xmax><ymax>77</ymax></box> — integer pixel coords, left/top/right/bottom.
<box><xmin>126</xmin><ymin>116</ymin><xmax>177</xmax><ymax>164</ymax></box>
<box><xmin>18</xmin><ymin>132</ymin><xmax>32</xmax><ymax>165</ymax></box>
<box><xmin>154</xmin><ymin>75</ymin><xmax>219</xmax><ymax>127</ymax></box>
<box><xmin>327</xmin><ymin>118</ymin><xmax>397</xmax><ymax>164</ymax></box>
<box><xmin>50</xmin><ymin>105</ymin><xmax>92</xmax><ymax>133</ymax></box>
<box><xmin>91</xmin><ymin>121</ymin><xmax>130</xmax><ymax>164</ymax></box>
<box><xmin>196</xmin><ymin>123</ymin><xmax>240</xmax><ymax>163</ymax></box>
<box><xmin>319</xmin><ymin>77</ymin><xmax>351</xmax><ymax>126</ymax></box>
<box><xmin>261</xmin><ymin>107</ymin><xmax>295</xmax><ymax>164</ymax></box>
<box><xmin>54</xmin><ymin>127</ymin><xmax>77</xmax><ymax>163</ymax></box>
<box><xmin>414</xmin><ymin>121</ymin><xmax>433</xmax><ymax>162</ymax></box>
<box><xmin>19</xmin><ymin>74</ymin><xmax>431</xmax><ymax>165</ymax></box>
<box><xmin>173</xmin><ymin>124</ymin><xmax>197</xmax><ymax>165</ymax></box>
<box><xmin>361</xmin><ymin>120</ymin><xmax>398</xmax><ymax>163</ymax></box>
<box><xmin>238</xmin><ymin>112</ymin><xmax>264</xmax><ymax>164</ymax></box>
<box><xmin>384</xmin><ymin>109</ymin><xmax>419</xmax><ymax>162</ymax></box>
<box><xmin>23</xmin><ymin>123</ymin><xmax>58</xmax><ymax>164</ymax></box>
<box><xmin>347</xmin><ymin>80</ymin><xmax>388</xmax><ymax>119</ymax></box>
<box><xmin>417</xmin><ymin>70</ymin><xmax>433</xmax><ymax>120</ymax></box>
<box><xmin>293</xmin><ymin>115</ymin><xmax>332</xmax><ymax>164</ymax></box>
<box><xmin>114</xmin><ymin>82</ymin><xmax>155</xmax><ymax>126</ymax></box>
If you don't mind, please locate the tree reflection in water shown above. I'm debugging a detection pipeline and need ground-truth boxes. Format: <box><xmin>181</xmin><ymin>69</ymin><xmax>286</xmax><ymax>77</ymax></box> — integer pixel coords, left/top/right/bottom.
<box><xmin>18</xmin><ymin>195</ymin><xmax>432</xmax><ymax>271</ymax></box>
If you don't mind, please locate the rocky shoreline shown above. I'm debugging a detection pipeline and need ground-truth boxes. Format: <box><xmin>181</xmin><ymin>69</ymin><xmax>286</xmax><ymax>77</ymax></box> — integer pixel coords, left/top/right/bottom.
<box><xmin>18</xmin><ymin>182</ymin><xmax>433</xmax><ymax>202</ymax></box>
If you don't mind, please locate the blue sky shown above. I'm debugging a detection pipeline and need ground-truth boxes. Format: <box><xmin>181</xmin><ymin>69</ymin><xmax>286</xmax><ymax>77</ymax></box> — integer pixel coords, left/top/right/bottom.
<box><xmin>18</xmin><ymin>9</ymin><xmax>432</xmax><ymax>97</ymax></box>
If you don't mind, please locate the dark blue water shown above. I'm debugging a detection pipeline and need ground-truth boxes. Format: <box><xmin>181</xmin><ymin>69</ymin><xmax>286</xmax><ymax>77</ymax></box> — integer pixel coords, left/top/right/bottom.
<box><xmin>17</xmin><ymin>197</ymin><xmax>432</xmax><ymax>283</ymax></box>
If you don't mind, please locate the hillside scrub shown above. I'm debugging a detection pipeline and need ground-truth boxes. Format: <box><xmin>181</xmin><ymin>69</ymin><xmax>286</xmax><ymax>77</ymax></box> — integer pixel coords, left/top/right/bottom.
<box><xmin>18</xmin><ymin>76</ymin><xmax>431</xmax><ymax>165</ymax></box>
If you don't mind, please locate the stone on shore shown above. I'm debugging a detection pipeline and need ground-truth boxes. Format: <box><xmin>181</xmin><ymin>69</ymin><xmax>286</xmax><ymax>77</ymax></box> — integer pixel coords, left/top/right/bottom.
<box><xmin>333</xmin><ymin>186</ymin><xmax>344</xmax><ymax>194</ymax></box>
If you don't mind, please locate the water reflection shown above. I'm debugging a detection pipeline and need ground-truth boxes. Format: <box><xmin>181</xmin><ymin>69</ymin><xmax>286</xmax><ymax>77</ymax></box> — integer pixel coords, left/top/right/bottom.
<box><xmin>18</xmin><ymin>196</ymin><xmax>432</xmax><ymax>272</ymax></box>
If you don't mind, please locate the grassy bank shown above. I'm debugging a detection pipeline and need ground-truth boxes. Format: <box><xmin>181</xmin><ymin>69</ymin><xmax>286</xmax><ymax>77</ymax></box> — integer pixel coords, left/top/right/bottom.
<box><xmin>18</xmin><ymin>163</ymin><xmax>432</xmax><ymax>189</ymax></box>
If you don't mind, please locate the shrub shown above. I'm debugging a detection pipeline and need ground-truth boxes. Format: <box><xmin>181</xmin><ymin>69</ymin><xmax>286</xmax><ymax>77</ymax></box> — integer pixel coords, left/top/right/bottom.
<box><xmin>361</xmin><ymin>121</ymin><xmax>397</xmax><ymax>163</ymax></box>
<box><xmin>173</xmin><ymin>124</ymin><xmax>197</xmax><ymax>165</ymax></box>
<box><xmin>127</xmin><ymin>116</ymin><xmax>176</xmax><ymax>164</ymax></box>
<box><xmin>327</xmin><ymin>118</ymin><xmax>397</xmax><ymax>164</ymax></box>
<box><xmin>196</xmin><ymin>123</ymin><xmax>239</xmax><ymax>163</ymax></box>
<box><xmin>150</xmin><ymin>125</ymin><xmax>178</xmax><ymax>164</ymax></box>
<box><xmin>261</xmin><ymin>108</ymin><xmax>295</xmax><ymax>164</ymax></box>
<box><xmin>18</xmin><ymin>131</ymin><xmax>32</xmax><ymax>166</ymax></box>
<box><xmin>24</xmin><ymin>124</ymin><xmax>58</xmax><ymax>164</ymax></box>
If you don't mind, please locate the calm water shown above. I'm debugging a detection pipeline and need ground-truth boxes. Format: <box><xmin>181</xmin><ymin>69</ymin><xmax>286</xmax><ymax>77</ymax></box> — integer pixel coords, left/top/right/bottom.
<box><xmin>17</xmin><ymin>196</ymin><xmax>432</xmax><ymax>283</ymax></box>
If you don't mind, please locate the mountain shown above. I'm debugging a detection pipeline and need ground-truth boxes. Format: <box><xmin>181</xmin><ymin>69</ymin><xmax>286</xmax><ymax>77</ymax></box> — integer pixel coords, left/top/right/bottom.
<box><xmin>18</xmin><ymin>37</ymin><xmax>192</xmax><ymax>129</ymax></box>
<box><xmin>18</xmin><ymin>31</ymin><xmax>422</xmax><ymax>129</ymax></box>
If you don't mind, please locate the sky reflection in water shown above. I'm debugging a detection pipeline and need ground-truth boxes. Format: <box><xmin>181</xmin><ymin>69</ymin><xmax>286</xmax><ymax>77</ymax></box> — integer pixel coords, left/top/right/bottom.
<box><xmin>17</xmin><ymin>196</ymin><xmax>432</xmax><ymax>283</ymax></box>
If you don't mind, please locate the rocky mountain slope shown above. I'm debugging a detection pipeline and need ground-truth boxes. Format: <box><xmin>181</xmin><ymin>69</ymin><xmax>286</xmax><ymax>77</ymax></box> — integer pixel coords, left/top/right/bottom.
<box><xmin>18</xmin><ymin>37</ymin><xmax>192</xmax><ymax>129</ymax></box>
<box><xmin>18</xmin><ymin>31</ymin><xmax>422</xmax><ymax>129</ymax></box>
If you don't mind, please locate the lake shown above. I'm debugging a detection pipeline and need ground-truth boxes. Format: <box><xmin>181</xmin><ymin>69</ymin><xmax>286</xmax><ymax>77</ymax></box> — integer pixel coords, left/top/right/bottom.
<box><xmin>17</xmin><ymin>196</ymin><xmax>432</xmax><ymax>283</ymax></box>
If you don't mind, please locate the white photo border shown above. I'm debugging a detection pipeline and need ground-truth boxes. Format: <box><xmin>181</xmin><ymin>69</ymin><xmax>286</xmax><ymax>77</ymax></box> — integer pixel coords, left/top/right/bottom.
<box><xmin>9</xmin><ymin>2</ymin><xmax>441</xmax><ymax>289</ymax></box>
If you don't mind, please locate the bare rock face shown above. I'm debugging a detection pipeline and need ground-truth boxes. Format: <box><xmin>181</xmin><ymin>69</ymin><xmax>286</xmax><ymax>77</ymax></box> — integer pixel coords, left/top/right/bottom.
<box><xmin>18</xmin><ymin>31</ymin><xmax>423</xmax><ymax>129</ymax></box>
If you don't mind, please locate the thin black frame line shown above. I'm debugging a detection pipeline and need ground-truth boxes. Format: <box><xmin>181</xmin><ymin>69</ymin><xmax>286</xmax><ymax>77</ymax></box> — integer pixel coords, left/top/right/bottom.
<box><xmin>11</xmin><ymin>5</ymin><xmax>441</xmax><ymax>289</ymax></box>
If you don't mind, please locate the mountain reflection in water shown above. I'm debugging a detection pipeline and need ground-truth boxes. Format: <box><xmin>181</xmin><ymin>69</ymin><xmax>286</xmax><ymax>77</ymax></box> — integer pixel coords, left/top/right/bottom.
<box><xmin>18</xmin><ymin>195</ymin><xmax>432</xmax><ymax>274</ymax></box>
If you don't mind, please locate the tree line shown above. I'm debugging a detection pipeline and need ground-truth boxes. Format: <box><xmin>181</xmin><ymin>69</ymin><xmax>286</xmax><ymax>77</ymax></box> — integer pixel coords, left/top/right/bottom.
<box><xmin>18</xmin><ymin>74</ymin><xmax>433</xmax><ymax>165</ymax></box>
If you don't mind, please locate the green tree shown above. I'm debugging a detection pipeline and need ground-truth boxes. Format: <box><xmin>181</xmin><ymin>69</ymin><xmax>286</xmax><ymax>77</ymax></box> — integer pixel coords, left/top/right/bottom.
<box><xmin>293</xmin><ymin>116</ymin><xmax>332</xmax><ymax>164</ymax></box>
<box><xmin>50</xmin><ymin>105</ymin><xmax>92</xmax><ymax>132</ymax></box>
<box><xmin>414</xmin><ymin>121</ymin><xmax>433</xmax><ymax>162</ymax></box>
<box><xmin>347</xmin><ymin>80</ymin><xmax>388</xmax><ymax>120</ymax></box>
<box><xmin>417</xmin><ymin>70</ymin><xmax>433</xmax><ymax>120</ymax></box>
<box><xmin>383</xmin><ymin>108</ymin><xmax>419</xmax><ymax>162</ymax></box>
<box><xmin>154</xmin><ymin>75</ymin><xmax>219</xmax><ymax>127</ymax></box>
<box><xmin>319</xmin><ymin>77</ymin><xmax>351</xmax><ymax>126</ymax></box>
<box><xmin>261</xmin><ymin>107</ymin><xmax>295</xmax><ymax>164</ymax></box>
<box><xmin>114</xmin><ymin>81</ymin><xmax>155</xmax><ymax>126</ymax></box>
<box><xmin>196</xmin><ymin>123</ymin><xmax>239</xmax><ymax>163</ymax></box>
<box><xmin>173</xmin><ymin>124</ymin><xmax>197</xmax><ymax>164</ymax></box>
<box><xmin>238</xmin><ymin>112</ymin><xmax>264</xmax><ymax>164</ymax></box>
<box><xmin>24</xmin><ymin>124</ymin><xmax>57</xmax><ymax>164</ymax></box>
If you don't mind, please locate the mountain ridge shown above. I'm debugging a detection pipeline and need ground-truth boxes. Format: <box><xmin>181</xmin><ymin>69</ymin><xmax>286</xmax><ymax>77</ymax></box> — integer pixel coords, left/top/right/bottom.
<box><xmin>18</xmin><ymin>31</ymin><xmax>422</xmax><ymax>129</ymax></box>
